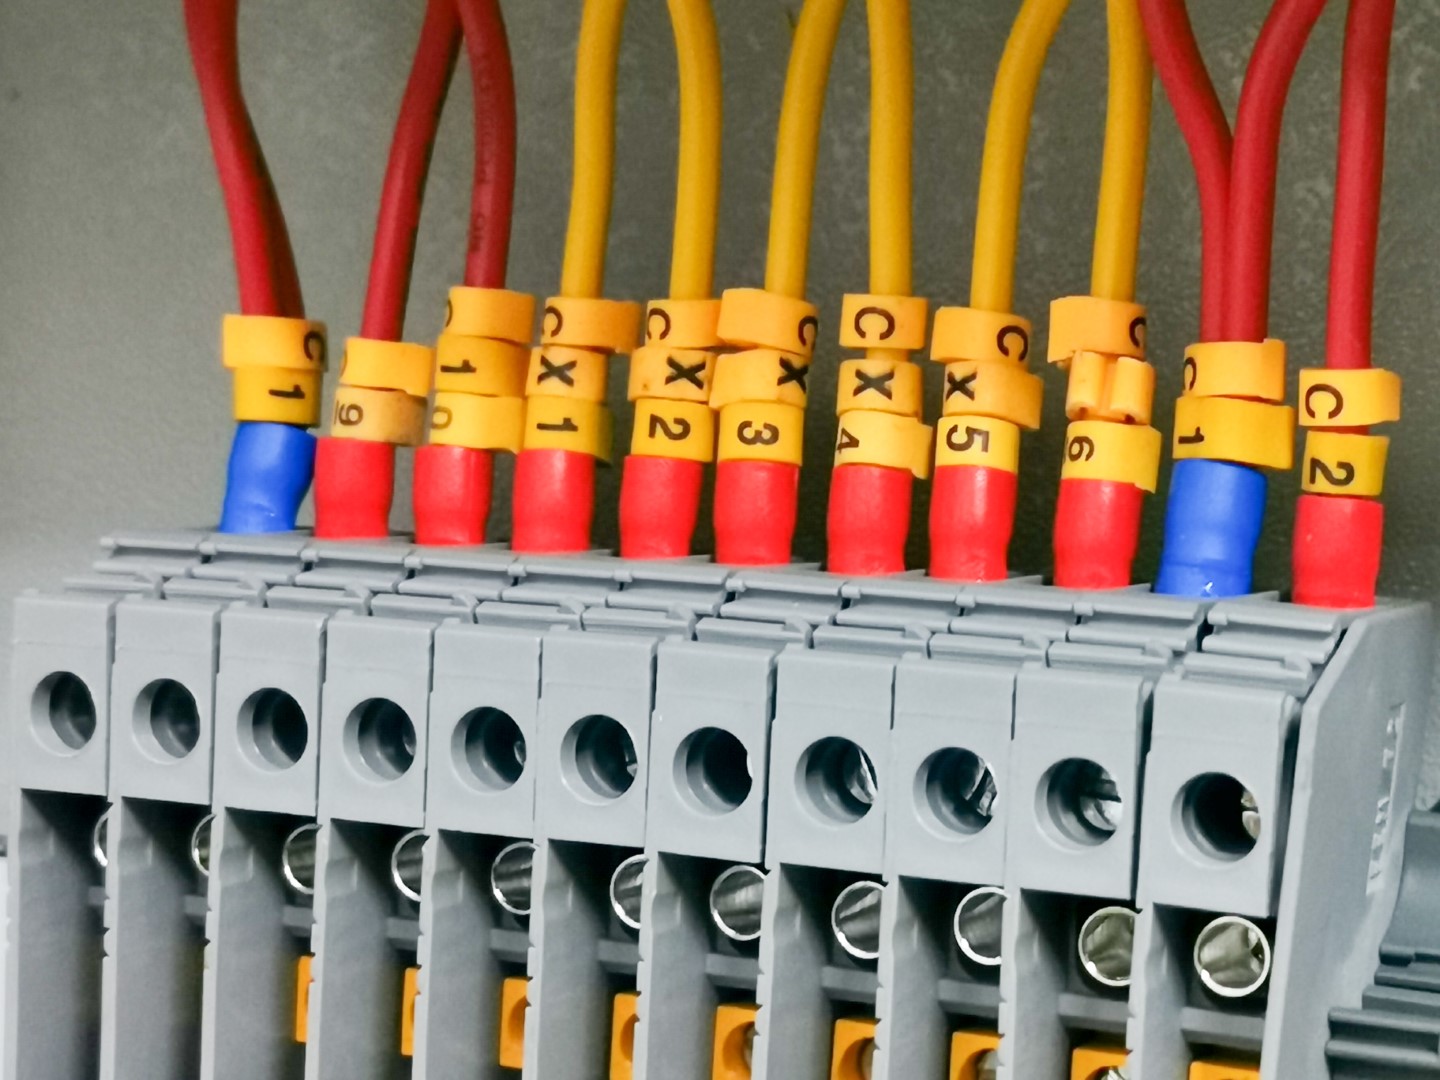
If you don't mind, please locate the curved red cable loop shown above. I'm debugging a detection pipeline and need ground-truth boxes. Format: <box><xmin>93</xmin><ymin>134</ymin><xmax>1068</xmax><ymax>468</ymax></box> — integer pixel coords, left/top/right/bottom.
<box><xmin>1222</xmin><ymin>0</ymin><xmax>1331</xmax><ymax>343</ymax></box>
<box><xmin>1137</xmin><ymin>0</ymin><xmax>1231</xmax><ymax>342</ymax></box>
<box><xmin>1326</xmin><ymin>0</ymin><xmax>1395</xmax><ymax>372</ymax></box>
<box><xmin>183</xmin><ymin>0</ymin><xmax>304</xmax><ymax>317</ymax></box>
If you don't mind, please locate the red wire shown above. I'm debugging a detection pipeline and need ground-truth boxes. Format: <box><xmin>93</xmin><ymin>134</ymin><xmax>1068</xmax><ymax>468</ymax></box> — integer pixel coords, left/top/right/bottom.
<box><xmin>1326</xmin><ymin>0</ymin><xmax>1394</xmax><ymax>371</ymax></box>
<box><xmin>183</xmin><ymin>0</ymin><xmax>304</xmax><ymax>318</ymax></box>
<box><xmin>456</xmin><ymin>0</ymin><xmax>518</xmax><ymax>288</ymax></box>
<box><xmin>1222</xmin><ymin>0</ymin><xmax>1331</xmax><ymax>343</ymax></box>
<box><xmin>1138</xmin><ymin>0</ymin><xmax>1232</xmax><ymax>342</ymax></box>
<box><xmin>361</xmin><ymin>0</ymin><xmax>463</xmax><ymax>342</ymax></box>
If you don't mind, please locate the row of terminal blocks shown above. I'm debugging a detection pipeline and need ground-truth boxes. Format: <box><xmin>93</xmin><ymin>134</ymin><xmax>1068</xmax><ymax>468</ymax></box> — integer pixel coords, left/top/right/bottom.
<box><xmin>5</xmin><ymin>530</ymin><xmax>1438</xmax><ymax>1080</ymax></box>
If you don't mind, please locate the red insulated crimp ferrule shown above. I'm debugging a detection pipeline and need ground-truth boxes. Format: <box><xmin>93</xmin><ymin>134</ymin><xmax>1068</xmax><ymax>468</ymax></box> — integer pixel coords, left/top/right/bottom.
<box><xmin>511</xmin><ymin>448</ymin><xmax>597</xmax><ymax>554</ymax></box>
<box><xmin>1053</xmin><ymin>477</ymin><xmax>1145</xmax><ymax>590</ymax></box>
<box><xmin>713</xmin><ymin>459</ymin><xmax>799</xmax><ymax>566</ymax></box>
<box><xmin>826</xmin><ymin>463</ymin><xmax>913</xmax><ymax>576</ymax></box>
<box><xmin>313</xmin><ymin>437</ymin><xmax>396</xmax><ymax>540</ymax></box>
<box><xmin>1292</xmin><ymin>493</ymin><xmax>1383</xmax><ymax>609</ymax></box>
<box><xmin>928</xmin><ymin>464</ymin><xmax>1017</xmax><ymax>582</ymax></box>
<box><xmin>619</xmin><ymin>455</ymin><xmax>705</xmax><ymax>560</ymax></box>
<box><xmin>413</xmin><ymin>444</ymin><xmax>495</xmax><ymax>546</ymax></box>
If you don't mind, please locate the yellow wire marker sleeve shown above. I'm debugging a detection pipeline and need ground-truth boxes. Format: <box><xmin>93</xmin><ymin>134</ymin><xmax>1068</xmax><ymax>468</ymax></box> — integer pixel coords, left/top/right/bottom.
<box><xmin>1065</xmin><ymin>352</ymin><xmax>1154</xmax><ymax>423</ymax></box>
<box><xmin>1047</xmin><ymin>295</ymin><xmax>1147</xmax><ymax>364</ymax></box>
<box><xmin>970</xmin><ymin>0</ymin><xmax>1071</xmax><ymax>312</ymax></box>
<box><xmin>527</xmin><ymin>345</ymin><xmax>611</xmax><ymax>402</ymax></box>
<box><xmin>765</xmin><ymin>0</ymin><xmax>849</xmax><ymax>300</ymax></box>
<box><xmin>930</xmin><ymin>308</ymin><xmax>1033</xmax><ymax>365</ymax></box>
<box><xmin>1182</xmin><ymin>339</ymin><xmax>1287</xmax><ymax>402</ymax></box>
<box><xmin>627</xmin><ymin>345</ymin><xmax>716</xmax><ymax>402</ymax></box>
<box><xmin>540</xmin><ymin>296</ymin><xmax>643</xmax><ymax>353</ymax></box>
<box><xmin>833</xmin><ymin>410</ymin><xmax>932</xmax><ymax>477</ymax></box>
<box><xmin>645</xmin><ymin>298</ymin><xmax>722</xmax><ymax>347</ymax></box>
<box><xmin>934</xmin><ymin>415</ymin><xmax>1021</xmax><ymax>472</ymax></box>
<box><xmin>329</xmin><ymin>386</ymin><xmax>426</xmax><ymax>445</ymax></box>
<box><xmin>630</xmin><ymin>398</ymin><xmax>717</xmax><ymax>461</ymax></box>
<box><xmin>1061</xmin><ymin>419</ymin><xmax>1161</xmax><ymax>490</ymax></box>
<box><xmin>940</xmin><ymin>360</ymin><xmax>1044</xmax><ymax>428</ymax></box>
<box><xmin>665</xmin><ymin>0</ymin><xmax>722</xmax><ymax>300</ymax></box>
<box><xmin>718</xmin><ymin>288</ymin><xmax>821</xmax><ymax>356</ymax></box>
<box><xmin>1171</xmin><ymin>396</ymin><xmax>1295</xmax><ymax>470</ymax></box>
<box><xmin>866</xmin><ymin>0</ymin><xmax>913</xmax><ymax>299</ymax></box>
<box><xmin>1297</xmin><ymin>367</ymin><xmax>1402</xmax><ymax>428</ymax></box>
<box><xmin>1301</xmin><ymin>431</ymin><xmax>1389</xmax><ymax>496</ymax></box>
<box><xmin>561</xmin><ymin>0</ymin><xmax>628</xmax><ymax>299</ymax></box>
<box><xmin>433</xmin><ymin>335</ymin><xmax>530</xmax><ymax>397</ymax></box>
<box><xmin>222</xmin><ymin>315</ymin><xmax>327</xmax><ymax>371</ymax></box>
<box><xmin>522</xmin><ymin>396</ymin><xmax>613</xmax><ymax>460</ymax></box>
<box><xmin>1090</xmin><ymin>0</ymin><xmax>1151</xmax><ymax>301</ymax></box>
<box><xmin>232</xmin><ymin>368</ymin><xmax>324</xmax><ymax>427</ymax></box>
<box><xmin>429</xmin><ymin>392</ymin><xmax>526</xmax><ymax>452</ymax></box>
<box><xmin>340</xmin><ymin>338</ymin><xmax>435</xmax><ymax>399</ymax></box>
<box><xmin>839</xmin><ymin>294</ymin><xmax>928</xmax><ymax>352</ymax></box>
<box><xmin>710</xmin><ymin>349</ymin><xmax>812</xmax><ymax>410</ymax></box>
<box><xmin>443</xmin><ymin>287</ymin><xmax>536</xmax><ymax>343</ymax></box>
<box><xmin>717</xmin><ymin>401</ymin><xmax>806</xmax><ymax>464</ymax></box>
<box><xmin>837</xmin><ymin>358</ymin><xmax>924</xmax><ymax>417</ymax></box>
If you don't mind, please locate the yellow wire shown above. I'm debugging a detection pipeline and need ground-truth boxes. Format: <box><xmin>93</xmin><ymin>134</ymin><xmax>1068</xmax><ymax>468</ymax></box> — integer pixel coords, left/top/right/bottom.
<box><xmin>764</xmin><ymin>0</ymin><xmax>849</xmax><ymax>300</ymax></box>
<box><xmin>970</xmin><ymin>0</ymin><xmax>1071</xmax><ymax>313</ymax></box>
<box><xmin>560</xmin><ymin>0</ymin><xmax>628</xmax><ymax>299</ymax></box>
<box><xmin>666</xmin><ymin>0</ymin><xmax>723</xmax><ymax>301</ymax></box>
<box><xmin>1091</xmin><ymin>0</ymin><xmax>1152</xmax><ymax>302</ymax></box>
<box><xmin>867</xmin><ymin>0</ymin><xmax>913</xmax><ymax>299</ymax></box>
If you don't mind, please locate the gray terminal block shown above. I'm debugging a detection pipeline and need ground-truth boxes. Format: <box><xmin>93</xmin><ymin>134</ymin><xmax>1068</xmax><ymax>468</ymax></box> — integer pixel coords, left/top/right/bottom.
<box><xmin>1138</xmin><ymin>675</ymin><xmax>1299</xmax><ymax>918</ymax></box>
<box><xmin>424</xmin><ymin>620</ymin><xmax>541</xmax><ymax>838</ymax></box>
<box><xmin>764</xmin><ymin>645</ymin><xmax>896</xmax><ymax>874</ymax></box>
<box><xmin>11</xmin><ymin>590</ymin><xmax>120</xmax><ymax>797</ymax></box>
<box><xmin>1005</xmin><ymin>663</ymin><xmax>1151</xmax><ymax>900</ymax></box>
<box><xmin>534</xmin><ymin>629</ymin><xmax>658</xmax><ymax>848</ymax></box>
<box><xmin>317</xmin><ymin>614</ymin><xmax>435</xmax><ymax>828</ymax></box>
<box><xmin>108</xmin><ymin>596</ymin><xmax>224</xmax><ymax>805</ymax></box>
<box><xmin>884</xmin><ymin>653</ymin><xmax>1016</xmax><ymax>887</ymax></box>
<box><xmin>213</xmin><ymin>606</ymin><xmax>330</xmax><ymax>817</ymax></box>
<box><xmin>646</xmin><ymin>639</ymin><xmax>777</xmax><ymax>864</ymax></box>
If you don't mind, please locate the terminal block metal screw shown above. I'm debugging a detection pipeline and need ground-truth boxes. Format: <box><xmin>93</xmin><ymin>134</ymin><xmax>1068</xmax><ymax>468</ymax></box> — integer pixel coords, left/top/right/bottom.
<box><xmin>953</xmin><ymin>886</ymin><xmax>1007</xmax><ymax>967</ymax></box>
<box><xmin>491</xmin><ymin>840</ymin><xmax>536</xmax><ymax>917</ymax></box>
<box><xmin>610</xmin><ymin>853</ymin><xmax>647</xmax><ymax>931</ymax></box>
<box><xmin>831</xmin><ymin>880</ymin><xmax>884</xmax><ymax>961</ymax></box>
<box><xmin>710</xmin><ymin>864</ymin><xmax>765</xmax><ymax>942</ymax></box>
<box><xmin>1078</xmin><ymin>906</ymin><xmax>1137</xmax><ymax>988</ymax></box>
<box><xmin>390</xmin><ymin>829</ymin><xmax>426</xmax><ymax>902</ymax></box>
<box><xmin>282</xmin><ymin>822</ymin><xmax>321</xmax><ymax>895</ymax></box>
<box><xmin>1194</xmin><ymin>915</ymin><xmax>1272</xmax><ymax>999</ymax></box>
<box><xmin>189</xmin><ymin>813</ymin><xmax>214</xmax><ymax>878</ymax></box>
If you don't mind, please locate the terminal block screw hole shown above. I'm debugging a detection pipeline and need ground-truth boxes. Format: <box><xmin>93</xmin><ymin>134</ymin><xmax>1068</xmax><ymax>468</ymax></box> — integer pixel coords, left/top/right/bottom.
<box><xmin>563</xmin><ymin>714</ymin><xmax>637</xmax><ymax>800</ymax></box>
<box><xmin>240</xmin><ymin>688</ymin><xmax>308</xmax><ymax>770</ymax></box>
<box><xmin>32</xmin><ymin>671</ymin><xmax>97</xmax><ymax>753</ymax></box>
<box><xmin>1041</xmin><ymin>758</ymin><xmax>1121</xmax><ymax>846</ymax></box>
<box><xmin>799</xmin><ymin>737</ymin><xmax>878</xmax><ymax>824</ymax></box>
<box><xmin>610</xmin><ymin>853</ymin><xmax>647</xmax><ymax>930</ymax></box>
<box><xmin>678</xmin><ymin>727</ymin><xmax>752</xmax><ymax>814</ymax></box>
<box><xmin>919</xmin><ymin>748</ymin><xmax>997</xmax><ymax>836</ymax></box>
<box><xmin>1180</xmin><ymin>773</ymin><xmax>1260</xmax><ymax>859</ymax></box>
<box><xmin>134</xmin><ymin>678</ymin><xmax>200</xmax><ymax>761</ymax></box>
<box><xmin>1078</xmin><ymin>906</ymin><xmax>1136</xmax><ymax>988</ymax></box>
<box><xmin>1194</xmin><ymin>915</ymin><xmax>1272</xmax><ymax>999</ymax></box>
<box><xmin>281</xmin><ymin>823</ymin><xmax>320</xmax><ymax>895</ymax></box>
<box><xmin>345</xmin><ymin>698</ymin><xmax>416</xmax><ymax>781</ymax></box>
<box><xmin>455</xmin><ymin>707</ymin><xmax>526</xmax><ymax>792</ymax></box>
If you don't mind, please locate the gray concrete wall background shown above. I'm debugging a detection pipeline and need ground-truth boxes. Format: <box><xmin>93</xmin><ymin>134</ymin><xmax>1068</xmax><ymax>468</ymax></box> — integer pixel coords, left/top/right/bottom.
<box><xmin>3</xmin><ymin>0</ymin><xmax>1439</xmax><ymax>834</ymax></box>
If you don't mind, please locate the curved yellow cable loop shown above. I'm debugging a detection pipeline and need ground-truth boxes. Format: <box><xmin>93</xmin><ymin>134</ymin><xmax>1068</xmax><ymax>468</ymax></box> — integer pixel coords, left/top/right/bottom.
<box><xmin>666</xmin><ymin>0</ymin><xmax>723</xmax><ymax>301</ymax></box>
<box><xmin>765</xmin><ymin>0</ymin><xmax>849</xmax><ymax>301</ymax></box>
<box><xmin>970</xmin><ymin>0</ymin><xmax>1072</xmax><ymax>313</ymax></box>
<box><xmin>1091</xmin><ymin>0</ymin><xmax>1152</xmax><ymax>302</ymax></box>
<box><xmin>867</xmin><ymin>0</ymin><xmax>912</xmax><ymax>299</ymax></box>
<box><xmin>560</xmin><ymin>0</ymin><xmax>628</xmax><ymax>299</ymax></box>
